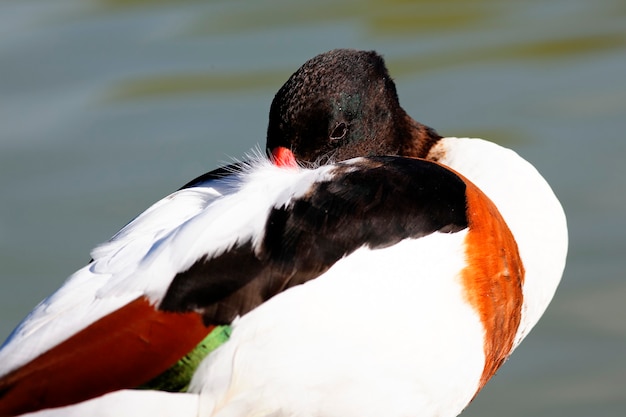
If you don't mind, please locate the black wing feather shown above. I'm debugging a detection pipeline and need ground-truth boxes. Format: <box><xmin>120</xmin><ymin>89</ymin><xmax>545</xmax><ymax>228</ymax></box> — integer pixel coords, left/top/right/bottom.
<box><xmin>160</xmin><ymin>156</ymin><xmax>468</xmax><ymax>324</ymax></box>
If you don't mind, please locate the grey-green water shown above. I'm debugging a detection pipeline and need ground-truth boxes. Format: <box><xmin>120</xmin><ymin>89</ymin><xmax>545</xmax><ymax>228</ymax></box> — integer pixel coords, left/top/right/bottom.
<box><xmin>1</xmin><ymin>0</ymin><xmax>624</xmax><ymax>416</ymax></box>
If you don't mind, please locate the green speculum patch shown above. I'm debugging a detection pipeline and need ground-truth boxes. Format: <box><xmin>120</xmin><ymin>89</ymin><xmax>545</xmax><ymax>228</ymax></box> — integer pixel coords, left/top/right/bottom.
<box><xmin>138</xmin><ymin>325</ymin><xmax>232</xmax><ymax>392</ymax></box>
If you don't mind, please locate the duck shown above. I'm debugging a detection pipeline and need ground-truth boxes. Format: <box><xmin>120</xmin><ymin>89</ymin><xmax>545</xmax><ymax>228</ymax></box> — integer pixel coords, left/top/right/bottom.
<box><xmin>0</xmin><ymin>49</ymin><xmax>567</xmax><ymax>417</ymax></box>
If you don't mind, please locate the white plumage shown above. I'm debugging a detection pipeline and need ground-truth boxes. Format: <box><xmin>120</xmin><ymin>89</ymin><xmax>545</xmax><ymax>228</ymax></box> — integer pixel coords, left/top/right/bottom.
<box><xmin>13</xmin><ymin>136</ymin><xmax>566</xmax><ymax>417</ymax></box>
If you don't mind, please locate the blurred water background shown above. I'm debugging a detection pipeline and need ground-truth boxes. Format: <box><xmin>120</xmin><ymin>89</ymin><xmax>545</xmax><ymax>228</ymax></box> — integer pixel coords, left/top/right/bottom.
<box><xmin>0</xmin><ymin>0</ymin><xmax>625</xmax><ymax>416</ymax></box>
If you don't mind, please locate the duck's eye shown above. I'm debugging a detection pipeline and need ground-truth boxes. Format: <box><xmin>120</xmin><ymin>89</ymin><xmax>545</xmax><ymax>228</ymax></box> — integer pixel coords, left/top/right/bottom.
<box><xmin>330</xmin><ymin>122</ymin><xmax>348</xmax><ymax>141</ymax></box>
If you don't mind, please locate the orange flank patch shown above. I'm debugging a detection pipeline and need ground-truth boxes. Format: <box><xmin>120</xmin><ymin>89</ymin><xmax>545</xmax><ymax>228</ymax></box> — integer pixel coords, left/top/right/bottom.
<box><xmin>461</xmin><ymin>180</ymin><xmax>525</xmax><ymax>392</ymax></box>
<box><xmin>0</xmin><ymin>297</ymin><xmax>212</xmax><ymax>417</ymax></box>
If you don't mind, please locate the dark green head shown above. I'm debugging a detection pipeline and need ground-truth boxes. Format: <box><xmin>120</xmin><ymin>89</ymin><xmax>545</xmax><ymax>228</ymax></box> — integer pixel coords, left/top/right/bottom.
<box><xmin>266</xmin><ymin>49</ymin><xmax>439</xmax><ymax>164</ymax></box>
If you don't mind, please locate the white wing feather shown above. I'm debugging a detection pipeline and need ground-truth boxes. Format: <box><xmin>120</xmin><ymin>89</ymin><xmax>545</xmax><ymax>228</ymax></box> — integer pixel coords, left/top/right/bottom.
<box><xmin>0</xmin><ymin>158</ymin><xmax>335</xmax><ymax>377</ymax></box>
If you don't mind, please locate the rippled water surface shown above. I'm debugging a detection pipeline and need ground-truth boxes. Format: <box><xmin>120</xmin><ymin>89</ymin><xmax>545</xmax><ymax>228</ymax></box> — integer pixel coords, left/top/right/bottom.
<box><xmin>1</xmin><ymin>0</ymin><xmax>625</xmax><ymax>416</ymax></box>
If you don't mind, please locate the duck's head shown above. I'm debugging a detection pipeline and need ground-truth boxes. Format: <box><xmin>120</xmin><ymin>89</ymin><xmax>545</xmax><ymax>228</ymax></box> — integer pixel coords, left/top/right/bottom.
<box><xmin>266</xmin><ymin>49</ymin><xmax>441</xmax><ymax>164</ymax></box>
